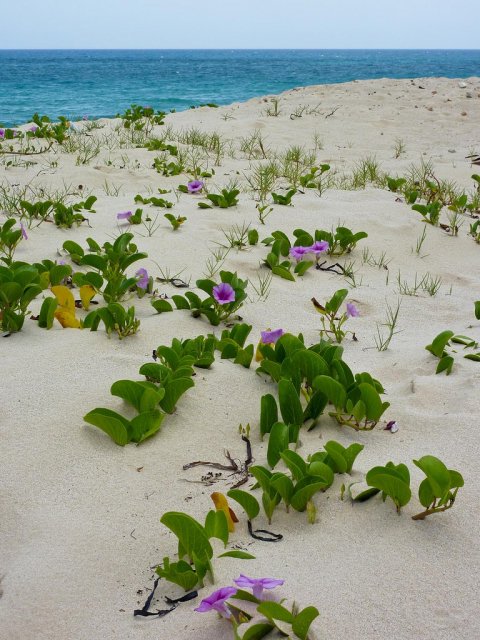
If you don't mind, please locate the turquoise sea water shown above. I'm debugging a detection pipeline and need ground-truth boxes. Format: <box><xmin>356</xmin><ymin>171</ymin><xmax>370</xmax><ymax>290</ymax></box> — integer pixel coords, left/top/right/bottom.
<box><xmin>1</xmin><ymin>49</ymin><xmax>479</xmax><ymax>127</ymax></box>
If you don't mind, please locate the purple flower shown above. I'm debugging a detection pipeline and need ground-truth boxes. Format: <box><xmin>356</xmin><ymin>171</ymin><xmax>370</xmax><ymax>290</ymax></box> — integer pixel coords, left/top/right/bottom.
<box><xmin>194</xmin><ymin>586</ymin><xmax>237</xmax><ymax>618</ymax></box>
<box><xmin>385</xmin><ymin>420</ymin><xmax>399</xmax><ymax>433</ymax></box>
<box><xmin>135</xmin><ymin>268</ymin><xmax>149</xmax><ymax>289</ymax></box>
<box><xmin>117</xmin><ymin>211</ymin><xmax>132</xmax><ymax>221</ymax></box>
<box><xmin>0</xmin><ymin>129</ymin><xmax>4</xmax><ymax>139</ymax></box>
<box><xmin>187</xmin><ymin>180</ymin><xmax>204</xmax><ymax>194</ymax></box>
<box><xmin>289</xmin><ymin>246</ymin><xmax>310</xmax><ymax>261</ymax></box>
<box><xmin>212</xmin><ymin>282</ymin><xmax>235</xmax><ymax>305</ymax></box>
<box><xmin>82</xmin><ymin>115</ymin><xmax>89</xmax><ymax>121</ymax></box>
<box><xmin>308</xmin><ymin>240</ymin><xmax>329</xmax><ymax>254</ymax></box>
<box><xmin>20</xmin><ymin>223</ymin><xmax>28</xmax><ymax>240</ymax></box>
<box><xmin>346</xmin><ymin>303</ymin><xmax>359</xmax><ymax>318</ymax></box>
<box><xmin>261</xmin><ymin>328</ymin><xmax>284</xmax><ymax>345</ymax></box>
<box><xmin>29</xmin><ymin>125</ymin><xmax>38</xmax><ymax>133</ymax></box>
<box><xmin>234</xmin><ymin>575</ymin><xmax>284</xmax><ymax>600</ymax></box>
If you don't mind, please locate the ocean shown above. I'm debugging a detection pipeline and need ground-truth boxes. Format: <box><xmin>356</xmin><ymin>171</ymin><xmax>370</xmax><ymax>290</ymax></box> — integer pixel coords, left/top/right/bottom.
<box><xmin>1</xmin><ymin>49</ymin><xmax>479</xmax><ymax>127</ymax></box>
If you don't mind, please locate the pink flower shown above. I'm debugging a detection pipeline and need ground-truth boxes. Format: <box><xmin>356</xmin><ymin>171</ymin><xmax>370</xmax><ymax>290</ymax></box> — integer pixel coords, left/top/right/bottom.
<box><xmin>234</xmin><ymin>575</ymin><xmax>284</xmax><ymax>600</ymax></box>
<box><xmin>117</xmin><ymin>211</ymin><xmax>132</xmax><ymax>221</ymax></box>
<box><xmin>212</xmin><ymin>282</ymin><xmax>235</xmax><ymax>305</ymax></box>
<box><xmin>289</xmin><ymin>246</ymin><xmax>310</xmax><ymax>261</ymax></box>
<box><xmin>261</xmin><ymin>329</ymin><xmax>284</xmax><ymax>345</ymax></box>
<box><xmin>187</xmin><ymin>180</ymin><xmax>204</xmax><ymax>193</ymax></box>
<box><xmin>346</xmin><ymin>303</ymin><xmax>359</xmax><ymax>318</ymax></box>
<box><xmin>194</xmin><ymin>586</ymin><xmax>237</xmax><ymax>618</ymax></box>
<box><xmin>308</xmin><ymin>240</ymin><xmax>329</xmax><ymax>254</ymax></box>
<box><xmin>135</xmin><ymin>268</ymin><xmax>149</xmax><ymax>289</ymax></box>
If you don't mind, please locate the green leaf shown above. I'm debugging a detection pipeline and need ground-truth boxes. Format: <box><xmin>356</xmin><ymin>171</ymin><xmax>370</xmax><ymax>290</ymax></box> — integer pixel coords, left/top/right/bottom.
<box><xmin>307</xmin><ymin>461</ymin><xmax>334</xmax><ymax>487</ymax></box>
<box><xmin>257</xmin><ymin>601</ymin><xmax>294</xmax><ymax>624</ymax></box>
<box><xmin>290</xmin><ymin>477</ymin><xmax>326</xmax><ymax>511</ymax></box>
<box><xmin>348</xmin><ymin>482</ymin><xmax>381</xmax><ymax>502</ymax></box>
<box><xmin>366</xmin><ymin>465</ymin><xmax>411</xmax><ymax>510</ymax></box>
<box><xmin>160</xmin><ymin>377</ymin><xmax>195</xmax><ymax>413</ymax></box>
<box><xmin>227</xmin><ymin>489</ymin><xmax>260</xmax><ymax>521</ymax></box>
<box><xmin>413</xmin><ymin>455</ymin><xmax>451</xmax><ymax>498</ymax></box>
<box><xmin>325</xmin><ymin>288</ymin><xmax>348</xmax><ymax>315</ymax></box>
<box><xmin>312</xmin><ymin>375</ymin><xmax>346</xmax><ymax>410</ymax></box>
<box><xmin>151</xmin><ymin>299</ymin><xmax>173</xmax><ymax>313</ymax></box>
<box><xmin>322</xmin><ymin>441</ymin><xmax>348</xmax><ymax>473</ymax></box>
<box><xmin>204</xmin><ymin>510</ymin><xmax>229</xmax><ymax>546</ymax></box>
<box><xmin>38</xmin><ymin>296</ymin><xmax>58</xmax><ymax>329</ymax></box>
<box><xmin>292</xmin><ymin>606</ymin><xmax>320</xmax><ymax>640</ymax></box>
<box><xmin>267</xmin><ymin>422</ymin><xmax>290</xmax><ymax>468</ymax></box>
<box><xmin>292</xmin><ymin>349</ymin><xmax>329</xmax><ymax>386</ymax></box>
<box><xmin>272</xmin><ymin>265</ymin><xmax>295</xmax><ymax>281</ymax></box>
<box><xmin>278</xmin><ymin>379</ymin><xmax>303</xmax><ymax>427</ymax></box>
<box><xmin>170</xmin><ymin>294</ymin><xmax>190</xmax><ymax>310</ymax></box>
<box><xmin>110</xmin><ymin>379</ymin><xmax>147</xmax><ymax>412</ymax></box>
<box><xmin>280</xmin><ymin>450</ymin><xmax>307</xmax><ymax>480</ymax></box>
<box><xmin>270</xmin><ymin>473</ymin><xmax>294</xmax><ymax>506</ymax></box>
<box><xmin>160</xmin><ymin>512</ymin><xmax>213</xmax><ymax>562</ymax></box>
<box><xmin>426</xmin><ymin>330</ymin><xmax>454</xmax><ymax>358</ymax></box>
<box><xmin>218</xmin><ymin>550</ymin><xmax>255</xmax><ymax>559</ymax></box>
<box><xmin>83</xmin><ymin>408</ymin><xmax>130</xmax><ymax>446</ymax></box>
<box><xmin>62</xmin><ymin>239</ymin><xmax>84</xmax><ymax>261</ymax></box>
<box><xmin>239</xmin><ymin>622</ymin><xmax>274</xmax><ymax>640</ymax></box>
<box><xmin>418</xmin><ymin>478</ymin><xmax>435</xmax><ymax>508</ymax></box>
<box><xmin>436</xmin><ymin>355</ymin><xmax>454</xmax><ymax>375</ymax></box>
<box><xmin>294</xmin><ymin>260</ymin><xmax>314</xmax><ymax>276</ymax></box>
<box><xmin>358</xmin><ymin>382</ymin><xmax>389</xmax><ymax>422</ymax></box>
<box><xmin>464</xmin><ymin>353</ymin><xmax>480</xmax><ymax>362</ymax></box>
<box><xmin>129</xmin><ymin>410</ymin><xmax>164</xmax><ymax>443</ymax></box>
<box><xmin>303</xmin><ymin>390</ymin><xmax>328</xmax><ymax>422</ymax></box>
<box><xmin>156</xmin><ymin>557</ymin><xmax>198</xmax><ymax>591</ymax></box>
<box><xmin>343</xmin><ymin>443</ymin><xmax>364</xmax><ymax>473</ymax></box>
<box><xmin>475</xmin><ymin>301</ymin><xmax>480</xmax><ymax>320</ymax></box>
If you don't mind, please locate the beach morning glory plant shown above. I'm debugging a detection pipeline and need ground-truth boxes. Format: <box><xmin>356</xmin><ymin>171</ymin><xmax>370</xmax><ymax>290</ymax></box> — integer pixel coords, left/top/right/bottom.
<box><xmin>312</xmin><ymin>289</ymin><xmax>359</xmax><ymax>343</ymax></box>
<box><xmin>195</xmin><ymin>578</ymin><xmax>319</xmax><ymax>640</ymax></box>
<box><xmin>187</xmin><ymin>180</ymin><xmax>204</xmax><ymax>194</ymax></box>
<box><xmin>151</xmin><ymin>271</ymin><xmax>248</xmax><ymax>325</ymax></box>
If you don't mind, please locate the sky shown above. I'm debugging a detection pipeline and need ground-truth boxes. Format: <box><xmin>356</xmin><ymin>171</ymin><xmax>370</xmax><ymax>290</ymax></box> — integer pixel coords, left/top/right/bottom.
<box><xmin>2</xmin><ymin>0</ymin><xmax>480</xmax><ymax>49</ymax></box>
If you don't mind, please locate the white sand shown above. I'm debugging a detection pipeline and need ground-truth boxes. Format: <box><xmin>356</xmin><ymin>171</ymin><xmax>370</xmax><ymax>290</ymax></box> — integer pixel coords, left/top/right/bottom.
<box><xmin>1</xmin><ymin>77</ymin><xmax>480</xmax><ymax>639</ymax></box>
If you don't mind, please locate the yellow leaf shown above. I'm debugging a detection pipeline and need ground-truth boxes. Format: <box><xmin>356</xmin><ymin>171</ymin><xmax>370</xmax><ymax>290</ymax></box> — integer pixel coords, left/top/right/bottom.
<box><xmin>51</xmin><ymin>285</ymin><xmax>81</xmax><ymax>328</ymax></box>
<box><xmin>51</xmin><ymin>285</ymin><xmax>75</xmax><ymax>313</ymax></box>
<box><xmin>255</xmin><ymin>343</ymin><xmax>264</xmax><ymax>362</ymax></box>
<box><xmin>79</xmin><ymin>284</ymin><xmax>96</xmax><ymax>310</ymax></box>
<box><xmin>54</xmin><ymin>308</ymin><xmax>81</xmax><ymax>329</ymax></box>
<box><xmin>211</xmin><ymin>492</ymin><xmax>238</xmax><ymax>532</ymax></box>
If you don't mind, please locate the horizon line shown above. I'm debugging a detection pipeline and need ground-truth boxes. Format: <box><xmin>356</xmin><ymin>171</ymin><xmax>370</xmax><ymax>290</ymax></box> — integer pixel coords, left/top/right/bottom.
<box><xmin>1</xmin><ymin>47</ymin><xmax>480</xmax><ymax>51</ymax></box>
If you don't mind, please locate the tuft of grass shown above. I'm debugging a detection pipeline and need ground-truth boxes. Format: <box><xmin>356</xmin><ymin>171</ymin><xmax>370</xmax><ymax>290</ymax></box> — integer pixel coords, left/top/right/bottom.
<box><xmin>374</xmin><ymin>299</ymin><xmax>402</xmax><ymax>351</ymax></box>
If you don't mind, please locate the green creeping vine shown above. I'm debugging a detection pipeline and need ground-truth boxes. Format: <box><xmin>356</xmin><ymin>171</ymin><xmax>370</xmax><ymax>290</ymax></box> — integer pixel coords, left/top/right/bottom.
<box><xmin>83</xmin><ymin>334</ymin><xmax>219</xmax><ymax>444</ymax></box>
<box><xmin>157</xmin><ymin>510</ymin><xmax>254</xmax><ymax>591</ymax></box>
<box><xmin>198</xmin><ymin>188</ymin><xmax>239</xmax><ymax>209</ymax></box>
<box><xmin>0</xmin><ymin>262</ymin><xmax>42</xmax><ymax>333</ymax></box>
<box><xmin>426</xmin><ymin>329</ymin><xmax>479</xmax><ymax>374</ymax></box>
<box><xmin>63</xmin><ymin>232</ymin><xmax>147</xmax><ymax>303</ymax></box>
<box><xmin>257</xmin><ymin>332</ymin><xmax>389</xmax><ymax>434</ymax></box>
<box><xmin>152</xmin><ymin>271</ymin><xmax>248</xmax><ymax>325</ymax></box>
<box><xmin>351</xmin><ymin>456</ymin><xmax>464</xmax><ymax>519</ymax></box>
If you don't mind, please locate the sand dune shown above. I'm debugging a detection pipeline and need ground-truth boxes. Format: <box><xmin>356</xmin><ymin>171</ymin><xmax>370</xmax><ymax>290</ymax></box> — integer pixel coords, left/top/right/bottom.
<box><xmin>1</xmin><ymin>77</ymin><xmax>480</xmax><ymax>640</ymax></box>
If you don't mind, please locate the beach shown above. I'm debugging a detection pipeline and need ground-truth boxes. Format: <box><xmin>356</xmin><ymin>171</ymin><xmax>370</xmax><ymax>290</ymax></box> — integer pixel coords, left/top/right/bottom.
<box><xmin>1</xmin><ymin>76</ymin><xmax>480</xmax><ymax>639</ymax></box>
